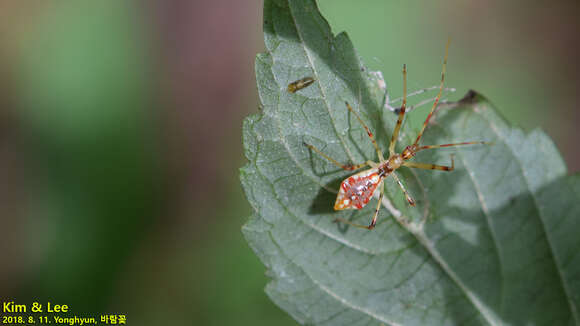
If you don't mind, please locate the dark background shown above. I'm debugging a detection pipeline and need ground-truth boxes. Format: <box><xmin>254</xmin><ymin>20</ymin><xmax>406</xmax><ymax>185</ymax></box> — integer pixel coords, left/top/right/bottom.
<box><xmin>0</xmin><ymin>1</ymin><xmax>578</xmax><ymax>325</ymax></box>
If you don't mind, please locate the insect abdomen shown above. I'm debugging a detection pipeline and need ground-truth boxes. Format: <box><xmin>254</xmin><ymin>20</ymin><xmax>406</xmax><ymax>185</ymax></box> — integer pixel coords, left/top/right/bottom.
<box><xmin>334</xmin><ymin>172</ymin><xmax>380</xmax><ymax>210</ymax></box>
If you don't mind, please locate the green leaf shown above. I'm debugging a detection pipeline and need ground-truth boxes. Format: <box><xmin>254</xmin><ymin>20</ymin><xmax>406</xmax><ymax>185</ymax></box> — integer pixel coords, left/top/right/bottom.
<box><xmin>240</xmin><ymin>0</ymin><xmax>580</xmax><ymax>325</ymax></box>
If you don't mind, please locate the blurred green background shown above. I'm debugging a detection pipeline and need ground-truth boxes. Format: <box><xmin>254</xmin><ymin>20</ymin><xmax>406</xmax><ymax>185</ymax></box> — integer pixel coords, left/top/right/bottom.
<box><xmin>0</xmin><ymin>1</ymin><xmax>578</xmax><ymax>325</ymax></box>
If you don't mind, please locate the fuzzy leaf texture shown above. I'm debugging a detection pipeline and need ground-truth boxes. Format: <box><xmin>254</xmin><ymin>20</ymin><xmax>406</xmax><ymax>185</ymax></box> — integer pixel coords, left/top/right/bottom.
<box><xmin>240</xmin><ymin>0</ymin><xmax>580</xmax><ymax>325</ymax></box>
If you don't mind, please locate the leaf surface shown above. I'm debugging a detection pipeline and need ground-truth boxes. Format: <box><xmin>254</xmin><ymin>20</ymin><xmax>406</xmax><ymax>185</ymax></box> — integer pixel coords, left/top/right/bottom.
<box><xmin>241</xmin><ymin>1</ymin><xmax>580</xmax><ymax>325</ymax></box>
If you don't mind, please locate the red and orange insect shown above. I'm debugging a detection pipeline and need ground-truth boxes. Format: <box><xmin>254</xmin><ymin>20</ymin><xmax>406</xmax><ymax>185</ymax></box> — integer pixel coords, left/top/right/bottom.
<box><xmin>305</xmin><ymin>39</ymin><xmax>489</xmax><ymax>230</ymax></box>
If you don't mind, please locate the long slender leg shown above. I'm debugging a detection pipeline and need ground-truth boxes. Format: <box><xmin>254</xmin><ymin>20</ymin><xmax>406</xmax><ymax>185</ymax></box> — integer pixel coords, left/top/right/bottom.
<box><xmin>403</xmin><ymin>155</ymin><xmax>455</xmax><ymax>171</ymax></box>
<box><xmin>416</xmin><ymin>141</ymin><xmax>492</xmax><ymax>152</ymax></box>
<box><xmin>304</xmin><ymin>142</ymin><xmax>370</xmax><ymax>171</ymax></box>
<box><xmin>344</xmin><ymin>102</ymin><xmax>385</xmax><ymax>161</ymax></box>
<box><xmin>392</xmin><ymin>172</ymin><xmax>416</xmax><ymax>206</ymax></box>
<box><xmin>388</xmin><ymin>64</ymin><xmax>408</xmax><ymax>155</ymax></box>
<box><xmin>413</xmin><ymin>38</ymin><xmax>451</xmax><ymax>146</ymax></box>
<box><xmin>368</xmin><ymin>182</ymin><xmax>384</xmax><ymax>229</ymax></box>
<box><xmin>334</xmin><ymin>182</ymin><xmax>384</xmax><ymax>230</ymax></box>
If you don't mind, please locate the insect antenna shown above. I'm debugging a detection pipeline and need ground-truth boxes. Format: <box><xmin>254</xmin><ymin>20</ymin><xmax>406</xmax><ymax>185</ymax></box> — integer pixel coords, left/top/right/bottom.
<box><xmin>388</xmin><ymin>64</ymin><xmax>408</xmax><ymax>155</ymax></box>
<box><xmin>413</xmin><ymin>38</ymin><xmax>450</xmax><ymax>147</ymax></box>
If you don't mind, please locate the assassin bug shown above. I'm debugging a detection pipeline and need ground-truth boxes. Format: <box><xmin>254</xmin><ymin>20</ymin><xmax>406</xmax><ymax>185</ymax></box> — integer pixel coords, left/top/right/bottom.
<box><xmin>288</xmin><ymin>76</ymin><xmax>316</xmax><ymax>93</ymax></box>
<box><xmin>304</xmin><ymin>39</ymin><xmax>489</xmax><ymax>230</ymax></box>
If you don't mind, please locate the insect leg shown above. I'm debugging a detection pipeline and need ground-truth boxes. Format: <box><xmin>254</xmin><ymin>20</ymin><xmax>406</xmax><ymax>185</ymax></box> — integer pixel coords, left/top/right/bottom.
<box><xmin>303</xmin><ymin>142</ymin><xmax>369</xmax><ymax>171</ymax></box>
<box><xmin>344</xmin><ymin>102</ymin><xmax>385</xmax><ymax>161</ymax></box>
<box><xmin>413</xmin><ymin>38</ymin><xmax>451</xmax><ymax>147</ymax></box>
<box><xmin>388</xmin><ymin>64</ymin><xmax>408</xmax><ymax>155</ymax></box>
<box><xmin>403</xmin><ymin>155</ymin><xmax>455</xmax><ymax>171</ymax></box>
<box><xmin>367</xmin><ymin>181</ymin><xmax>384</xmax><ymax>230</ymax></box>
<box><xmin>392</xmin><ymin>172</ymin><xmax>416</xmax><ymax>206</ymax></box>
<box><xmin>333</xmin><ymin>218</ymin><xmax>372</xmax><ymax>230</ymax></box>
<box><xmin>416</xmin><ymin>141</ymin><xmax>492</xmax><ymax>152</ymax></box>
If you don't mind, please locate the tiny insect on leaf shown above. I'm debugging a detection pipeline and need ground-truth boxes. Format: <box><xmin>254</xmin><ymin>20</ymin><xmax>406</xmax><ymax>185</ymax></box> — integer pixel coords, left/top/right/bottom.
<box><xmin>287</xmin><ymin>76</ymin><xmax>316</xmax><ymax>93</ymax></box>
